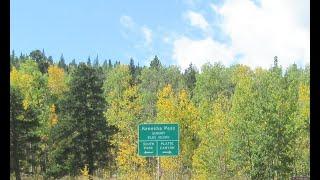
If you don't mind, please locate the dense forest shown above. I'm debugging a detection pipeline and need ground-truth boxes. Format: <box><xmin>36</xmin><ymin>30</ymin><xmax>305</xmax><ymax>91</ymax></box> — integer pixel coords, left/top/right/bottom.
<box><xmin>10</xmin><ymin>50</ymin><xmax>309</xmax><ymax>179</ymax></box>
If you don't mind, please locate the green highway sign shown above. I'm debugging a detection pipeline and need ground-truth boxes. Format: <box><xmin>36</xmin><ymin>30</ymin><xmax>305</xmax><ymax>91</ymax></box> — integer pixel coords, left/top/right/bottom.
<box><xmin>138</xmin><ymin>123</ymin><xmax>179</xmax><ymax>157</ymax></box>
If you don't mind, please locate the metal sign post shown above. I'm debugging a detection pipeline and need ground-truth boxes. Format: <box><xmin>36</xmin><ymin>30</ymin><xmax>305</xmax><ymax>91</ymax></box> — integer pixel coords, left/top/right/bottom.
<box><xmin>157</xmin><ymin>156</ymin><xmax>160</xmax><ymax>180</ymax></box>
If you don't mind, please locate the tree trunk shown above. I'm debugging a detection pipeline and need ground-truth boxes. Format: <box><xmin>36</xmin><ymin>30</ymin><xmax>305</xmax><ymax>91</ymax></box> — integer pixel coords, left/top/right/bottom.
<box><xmin>12</xmin><ymin>123</ymin><xmax>21</xmax><ymax>180</ymax></box>
<box><xmin>13</xmin><ymin>155</ymin><xmax>21</xmax><ymax>180</ymax></box>
<box><xmin>40</xmin><ymin>151</ymin><xmax>47</xmax><ymax>173</ymax></box>
<box><xmin>87</xmin><ymin>133</ymin><xmax>94</xmax><ymax>180</ymax></box>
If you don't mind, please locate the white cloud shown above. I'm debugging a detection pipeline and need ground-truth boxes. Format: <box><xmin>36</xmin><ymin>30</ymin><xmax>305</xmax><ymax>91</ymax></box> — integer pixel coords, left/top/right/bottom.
<box><xmin>186</xmin><ymin>11</ymin><xmax>209</xmax><ymax>31</ymax></box>
<box><xmin>217</xmin><ymin>0</ymin><xmax>310</xmax><ymax>69</ymax></box>
<box><xmin>120</xmin><ymin>15</ymin><xmax>135</xmax><ymax>29</ymax></box>
<box><xmin>173</xmin><ymin>0</ymin><xmax>310</xmax><ymax>70</ymax></box>
<box><xmin>119</xmin><ymin>15</ymin><xmax>153</xmax><ymax>49</ymax></box>
<box><xmin>141</xmin><ymin>26</ymin><xmax>152</xmax><ymax>46</ymax></box>
<box><xmin>172</xmin><ymin>36</ymin><xmax>234</xmax><ymax>70</ymax></box>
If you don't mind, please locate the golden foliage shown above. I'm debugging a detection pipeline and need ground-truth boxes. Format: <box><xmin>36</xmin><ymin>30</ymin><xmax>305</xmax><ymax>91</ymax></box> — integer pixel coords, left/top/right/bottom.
<box><xmin>10</xmin><ymin>67</ymin><xmax>34</xmax><ymax>109</ymax></box>
<box><xmin>105</xmin><ymin>72</ymin><xmax>149</xmax><ymax>178</ymax></box>
<box><xmin>49</xmin><ymin>104</ymin><xmax>58</xmax><ymax>126</ymax></box>
<box><xmin>298</xmin><ymin>84</ymin><xmax>310</xmax><ymax>120</ymax></box>
<box><xmin>116</xmin><ymin>140</ymin><xmax>147</xmax><ymax>170</ymax></box>
<box><xmin>156</xmin><ymin>85</ymin><xmax>199</xmax><ymax>177</ymax></box>
<box><xmin>192</xmin><ymin>95</ymin><xmax>232</xmax><ymax>179</ymax></box>
<box><xmin>48</xmin><ymin>65</ymin><xmax>68</xmax><ymax>96</ymax></box>
<box><xmin>80</xmin><ymin>164</ymin><xmax>90</xmax><ymax>179</ymax></box>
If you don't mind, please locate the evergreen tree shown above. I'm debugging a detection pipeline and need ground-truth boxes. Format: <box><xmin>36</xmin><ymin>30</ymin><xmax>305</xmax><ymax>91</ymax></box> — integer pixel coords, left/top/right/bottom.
<box><xmin>10</xmin><ymin>50</ymin><xmax>16</xmax><ymax>69</ymax></box>
<box><xmin>102</xmin><ymin>59</ymin><xmax>108</xmax><ymax>69</ymax></box>
<box><xmin>114</xmin><ymin>60</ymin><xmax>120</xmax><ymax>67</ymax></box>
<box><xmin>11</xmin><ymin>50</ymin><xmax>15</xmax><ymax>60</ymax></box>
<box><xmin>19</xmin><ymin>53</ymin><xmax>25</xmax><ymax>61</ymax></box>
<box><xmin>129</xmin><ymin>58</ymin><xmax>135</xmax><ymax>75</ymax></box>
<box><xmin>108</xmin><ymin>59</ymin><xmax>112</xmax><ymax>68</ymax></box>
<box><xmin>150</xmin><ymin>55</ymin><xmax>161</xmax><ymax>70</ymax></box>
<box><xmin>30</xmin><ymin>49</ymin><xmax>49</xmax><ymax>73</ymax></box>
<box><xmin>69</xmin><ymin>59</ymin><xmax>77</xmax><ymax>68</ymax></box>
<box><xmin>183</xmin><ymin>63</ymin><xmax>197</xmax><ymax>96</ymax></box>
<box><xmin>48</xmin><ymin>56</ymin><xmax>53</xmax><ymax>65</ymax></box>
<box><xmin>135</xmin><ymin>63</ymin><xmax>142</xmax><ymax>82</ymax></box>
<box><xmin>10</xmin><ymin>87</ymin><xmax>40</xmax><ymax>180</ymax></box>
<box><xmin>30</xmin><ymin>50</ymin><xmax>45</xmax><ymax>62</ymax></box>
<box><xmin>94</xmin><ymin>55</ymin><xmax>99</xmax><ymax>67</ymax></box>
<box><xmin>129</xmin><ymin>58</ymin><xmax>136</xmax><ymax>85</ymax></box>
<box><xmin>10</xmin><ymin>87</ymin><xmax>24</xmax><ymax>180</ymax></box>
<box><xmin>87</xmin><ymin>56</ymin><xmax>92</xmax><ymax>66</ymax></box>
<box><xmin>47</xmin><ymin>63</ymin><xmax>113</xmax><ymax>178</ymax></box>
<box><xmin>274</xmin><ymin>56</ymin><xmax>278</xmax><ymax>67</ymax></box>
<box><xmin>58</xmin><ymin>54</ymin><xmax>67</xmax><ymax>70</ymax></box>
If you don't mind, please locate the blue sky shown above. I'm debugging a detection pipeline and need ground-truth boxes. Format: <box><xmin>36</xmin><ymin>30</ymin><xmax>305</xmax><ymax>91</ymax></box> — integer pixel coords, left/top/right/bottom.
<box><xmin>10</xmin><ymin>0</ymin><xmax>309</xmax><ymax>70</ymax></box>
<box><xmin>10</xmin><ymin>0</ymin><xmax>199</xmax><ymax>65</ymax></box>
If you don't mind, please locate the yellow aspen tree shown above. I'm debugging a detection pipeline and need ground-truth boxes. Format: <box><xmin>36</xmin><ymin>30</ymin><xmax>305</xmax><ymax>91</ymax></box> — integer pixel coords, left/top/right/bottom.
<box><xmin>10</xmin><ymin>67</ymin><xmax>34</xmax><ymax>110</ymax></box>
<box><xmin>156</xmin><ymin>84</ymin><xmax>199</xmax><ymax>179</ymax></box>
<box><xmin>104</xmin><ymin>65</ymin><xmax>151</xmax><ymax>179</ymax></box>
<box><xmin>10</xmin><ymin>60</ymin><xmax>49</xmax><ymax>129</ymax></box>
<box><xmin>176</xmin><ymin>89</ymin><xmax>199</xmax><ymax>178</ymax></box>
<box><xmin>107</xmin><ymin>86</ymin><xmax>151</xmax><ymax>179</ymax></box>
<box><xmin>156</xmin><ymin>84</ymin><xmax>181</xmax><ymax>179</ymax></box>
<box><xmin>47</xmin><ymin>65</ymin><xmax>69</xmax><ymax>97</ymax></box>
<box><xmin>292</xmin><ymin>83</ymin><xmax>309</xmax><ymax>175</ymax></box>
<box><xmin>192</xmin><ymin>95</ymin><xmax>232</xmax><ymax>179</ymax></box>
